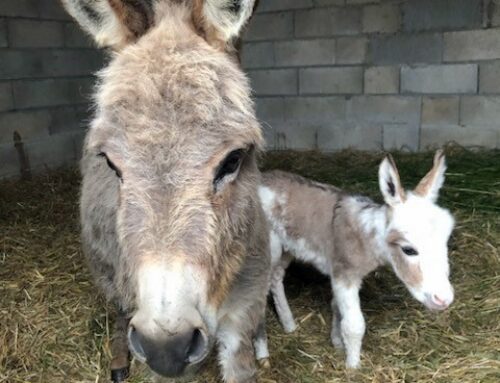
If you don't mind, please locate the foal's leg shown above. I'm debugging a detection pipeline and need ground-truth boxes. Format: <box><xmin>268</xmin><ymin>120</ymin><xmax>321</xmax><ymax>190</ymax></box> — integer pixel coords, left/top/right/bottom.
<box><xmin>332</xmin><ymin>280</ymin><xmax>365</xmax><ymax>368</ymax></box>
<box><xmin>330</xmin><ymin>296</ymin><xmax>344</xmax><ymax>350</ymax></box>
<box><xmin>110</xmin><ymin>310</ymin><xmax>130</xmax><ymax>383</ymax></box>
<box><xmin>270</xmin><ymin>253</ymin><xmax>296</xmax><ymax>333</ymax></box>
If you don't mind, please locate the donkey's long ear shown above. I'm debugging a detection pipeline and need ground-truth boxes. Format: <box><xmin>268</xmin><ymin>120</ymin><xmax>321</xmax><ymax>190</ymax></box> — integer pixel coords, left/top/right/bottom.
<box><xmin>193</xmin><ymin>0</ymin><xmax>256</xmax><ymax>50</ymax></box>
<box><xmin>414</xmin><ymin>150</ymin><xmax>446</xmax><ymax>202</ymax></box>
<box><xmin>379</xmin><ymin>154</ymin><xmax>406</xmax><ymax>207</ymax></box>
<box><xmin>60</xmin><ymin>0</ymin><xmax>154</xmax><ymax>49</ymax></box>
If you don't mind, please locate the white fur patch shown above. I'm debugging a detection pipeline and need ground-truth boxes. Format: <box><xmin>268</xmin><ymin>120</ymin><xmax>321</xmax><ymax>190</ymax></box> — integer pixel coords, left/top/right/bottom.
<box><xmin>389</xmin><ymin>193</ymin><xmax>455</xmax><ymax>308</ymax></box>
<box><xmin>253</xmin><ymin>336</ymin><xmax>269</xmax><ymax>360</ymax></box>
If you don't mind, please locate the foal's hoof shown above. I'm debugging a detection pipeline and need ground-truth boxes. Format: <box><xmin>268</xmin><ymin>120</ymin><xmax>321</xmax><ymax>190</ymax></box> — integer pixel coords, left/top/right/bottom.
<box><xmin>111</xmin><ymin>367</ymin><xmax>130</xmax><ymax>383</ymax></box>
<box><xmin>258</xmin><ymin>358</ymin><xmax>271</xmax><ymax>369</ymax></box>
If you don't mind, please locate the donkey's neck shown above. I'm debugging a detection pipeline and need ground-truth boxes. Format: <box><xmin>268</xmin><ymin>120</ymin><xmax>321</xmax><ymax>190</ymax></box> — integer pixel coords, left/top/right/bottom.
<box><xmin>345</xmin><ymin>195</ymin><xmax>391</xmax><ymax>266</ymax></box>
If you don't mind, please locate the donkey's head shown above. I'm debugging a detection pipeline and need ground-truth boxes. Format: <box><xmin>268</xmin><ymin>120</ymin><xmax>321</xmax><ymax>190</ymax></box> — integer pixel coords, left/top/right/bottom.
<box><xmin>67</xmin><ymin>0</ymin><xmax>262</xmax><ymax>377</ymax></box>
<box><xmin>379</xmin><ymin>150</ymin><xmax>455</xmax><ymax>311</ymax></box>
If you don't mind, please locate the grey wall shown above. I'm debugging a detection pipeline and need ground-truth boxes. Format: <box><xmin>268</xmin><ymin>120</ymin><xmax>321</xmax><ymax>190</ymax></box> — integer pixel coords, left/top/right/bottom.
<box><xmin>1</xmin><ymin>0</ymin><xmax>499</xmax><ymax>178</ymax></box>
<box><xmin>242</xmin><ymin>0</ymin><xmax>500</xmax><ymax>151</ymax></box>
<box><xmin>0</xmin><ymin>0</ymin><xmax>104</xmax><ymax>178</ymax></box>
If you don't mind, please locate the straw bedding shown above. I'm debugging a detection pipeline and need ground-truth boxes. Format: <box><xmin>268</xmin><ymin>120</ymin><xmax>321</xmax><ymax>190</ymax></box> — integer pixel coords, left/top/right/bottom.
<box><xmin>0</xmin><ymin>146</ymin><xmax>498</xmax><ymax>383</ymax></box>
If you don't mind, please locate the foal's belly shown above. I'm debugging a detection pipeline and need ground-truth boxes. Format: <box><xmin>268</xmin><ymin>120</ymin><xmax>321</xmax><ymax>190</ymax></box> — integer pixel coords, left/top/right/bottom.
<box><xmin>282</xmin><ymin>234</ymin><xmax>331</xmax><ymax>276</ymax></box>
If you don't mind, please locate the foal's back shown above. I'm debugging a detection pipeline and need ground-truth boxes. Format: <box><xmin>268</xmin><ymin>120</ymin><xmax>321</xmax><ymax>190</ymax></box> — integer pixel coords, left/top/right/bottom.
<box><xmin>260</xmin><ymin>170</ymin><xmax>341</xmax><ymax>272</ymax></box>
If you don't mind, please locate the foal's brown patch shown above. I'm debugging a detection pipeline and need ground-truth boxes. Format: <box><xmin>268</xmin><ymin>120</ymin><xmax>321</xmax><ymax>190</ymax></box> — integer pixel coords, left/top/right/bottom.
<box><xmin>387</xmin><ymin>229</ymin><xmax>423</xmax><ymax>288</ymax></box>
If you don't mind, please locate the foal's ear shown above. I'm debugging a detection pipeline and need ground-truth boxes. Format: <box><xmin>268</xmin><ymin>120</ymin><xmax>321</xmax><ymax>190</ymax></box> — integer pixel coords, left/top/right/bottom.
<box><xmin>193</xmin><ymin>0</ymin><xmax>256</xmax><ymax>50</ymax></box>
<box><xmin>414</xmin><ymin>149</ymin><xmax>447</xmax><ymax>202</ymax></box>
<box><xmin>379</xmin><ymin>154</ymin><xmax>406</xmax><ymax>207</ymax></box>
<box><xmin>61</xmin><ymin>0</ymin><xmax>154</xmax><ymax>49</ymax></box>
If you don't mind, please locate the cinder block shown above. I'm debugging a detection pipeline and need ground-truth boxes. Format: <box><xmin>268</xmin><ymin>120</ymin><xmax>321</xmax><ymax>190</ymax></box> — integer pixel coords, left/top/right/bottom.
<box><xmin>0</xmin><ymin>49</ymin><xmax>104</xmax><ymax>80</ymax></box>
<box><xmin>347</xmin><ymin>96</ymin><xmax>421</xmax><ymax>124</ymax></box>
<box><xmin>256</xmin><ymin>0</ymin><xmax>313</xmax><ymax>13</ymax></box>
<box><xmin>460</xmin><ymin>96</ymin><xmax>500</xmax><ymax>126</ymax></box>
<box><xmin>8</xmin><ymin>19</ymin><xmax>64</xmax><ymax>48</ymax></box>
<box><xmin>247</xmin><ymin>69</ymin><xmax>297</xmax><ymax>95</ymax></box>
<box><xmin>313</xmin><ymin>0</ymin><xmax>345</xmax><ymax>6</ymax></box>
<box><xmin>295</xmin><ymin>8</ymin><xmax>361</xmax><ymax>37</ymax></box>
<box><xmin>370</xmin><ymin>34</ymin><xmax>442</xmax><ymax>64</ymax></box>
<box><xmin>23</xmin><ymin>132</ymin><xmax>80</xmax><ymax>173</ymax></box>
<box><xmin>421</xmin><ymin>124</ymin><xmax>499</xmax><ymax>149</ymax></box>
<box><xmin>254</xmin><ymin>97</ymin><xmax>285</xmax><ymax>148</ymax></box>
<box><xmin>0</xmin><ymin>143</ymin><xmax>19</xmax><ymax>179</ymax></box>
<box><xmin>336</xmin><ymin>37</ymin><xmax>367</xmax><ymax>64</ymax></box>
<box><xmin>479</xmin><ymin>62</ymin><xmax>500</xmax><ymax>94</ymax></box>
<box><xmin>12</xmin><ymin>77</ymin><xmax>95</xmax><ymax>109</ymax></box>
<box><xmin>422</xmin><ymin>97</ymin><xmax>459</xmax><ymax>125</ymax></box>
<box><xmin>444</xmin><ymin>29</ymin><xmax>500</xmax><ymax>61</ymax></box>
<box><xmin>317</xmin><ymin>122</ymin><xmax>383</xmax><ymax>151</ymax></box>
<box><xmin>38</xmin><ymin>0</ymin><xmax>75</xmax><ymax>20</ymax></box>
<box><xmin>383</xmin><ymin>123</ymin><xmax>419</xmax><ymax>151</ymax></box>
<box><xmin>0</xmin><ymin>19</ymin><xmax>7</xmax><ymax>47</ymax></box>
<box><xmin>0</xmin><ymin>0</ymin><xmax>38</xmax><ymax>17</ymax></box>
<box><xmin>0</xmin><ymin>110</ymin><xmax>51</xmax><ymax>145</ymax></box>
<box><xmin>48</xmin><ymin>105</ymin><xmax>91</xmax><ymax>135</ymax></box>
<box><xmin>402</xmin><ymin>0</ymin><xmax>482</xmax><ymax>32</ymax></box>
<box><xmin>272</xmin><ymin>121</ymin><xmax>318</xmax><ymax>150</ymax></box>
<box><xmin>299</xmin><ymin>67</ymin><xmax>363</xmax><ymax>94</ymax></box>
<box><xmin>245</xmin><ymin>12</ymin><xmax>293</xmax><ymax>41</ymax></box>
<box><xmin>364</xmin><ymin>66</ymin><xmax>399</xmax><ymax>94</ymax></box>
<box><xmin>491</xmin><ymin>0</ymin><xmax>500</xmax><ymax>27</ymax></box>
<box><xmin>255</xmin><ymin>97</ymin><xmax>285</xmax><ymax>122</ymax></box>
<box><xmin>0</xmin><ymin>82</ymin><xmax>14</xmax><ymax>112</ymax></box>
<box><xmin>241</xmin><ymin>42</ymin><xmax>275</xmax><ymax>69</ymax></box>
<box><xmin>362</xmin><ymin>4</ymin><xmax>400</xmax><ymax>34</ymax></box>
<box><xmin>346</xmin><ymin>0</ymin><xmax>380</xmax><ymax>4</ymax></box>
<box><xmin>401</xmin><ymin>64</ymin><xmax>478</xmax><ymax>94</ymax></box>
<box><xmin>274</xmin><ymin>39</ymin><xmax>336</xmax><ymax>67</ymax></box>
<box><xmin>64</xmin><ymin>23</ymin><xmax>94</xmax><ymax>48</ymax></box>
<box><xmin>282</xmin><ymin>96</ymin><xmax>346</xmax><ymax>122</ymax></box>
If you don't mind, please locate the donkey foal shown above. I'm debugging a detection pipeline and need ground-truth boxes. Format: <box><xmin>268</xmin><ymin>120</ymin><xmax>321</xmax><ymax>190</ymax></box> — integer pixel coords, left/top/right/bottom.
<box><xmin>259</xmin><ymin>151</ymin><xmax>455</xmax><ymax>368</ymax></box>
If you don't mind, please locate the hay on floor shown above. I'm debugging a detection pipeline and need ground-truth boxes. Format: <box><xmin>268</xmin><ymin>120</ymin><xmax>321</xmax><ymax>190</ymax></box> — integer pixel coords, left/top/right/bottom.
<box><xmin>0</xmin><ymin>146</ymin><xmax>498</xmax><ymax>383</ymax></box>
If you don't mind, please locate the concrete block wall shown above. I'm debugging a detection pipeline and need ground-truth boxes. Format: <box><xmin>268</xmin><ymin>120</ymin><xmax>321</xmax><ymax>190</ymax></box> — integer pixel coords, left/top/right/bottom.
<box><xmin>243</xmin><ymin>0</ymin><xmax>500</xmax><ymax>151</ymax></box>
<box><xmin>0</xmin><ymin>0</ymin><xmax>104</xmax><ymax>178</ymax></box>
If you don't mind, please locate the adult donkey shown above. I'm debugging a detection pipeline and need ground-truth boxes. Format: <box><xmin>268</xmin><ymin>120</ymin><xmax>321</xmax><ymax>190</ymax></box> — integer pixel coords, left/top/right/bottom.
<box><xmin>61</xmin><ymin>1</ymin><xmax>270</xmax><ymax>382</ymax></box>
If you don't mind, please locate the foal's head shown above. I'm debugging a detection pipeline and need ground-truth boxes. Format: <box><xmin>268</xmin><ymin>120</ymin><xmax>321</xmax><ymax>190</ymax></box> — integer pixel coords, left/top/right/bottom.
<box><xmin>379</xmin><ymin>150</ymin><xmax>455</xmax><ymax>311</ymax></box>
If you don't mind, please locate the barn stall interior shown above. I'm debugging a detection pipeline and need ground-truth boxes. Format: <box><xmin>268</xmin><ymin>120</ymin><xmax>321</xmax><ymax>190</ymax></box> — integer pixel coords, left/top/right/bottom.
<box><xmin>0</xmin><ymin>0</ymin><xmax>499</xmax><ymax>382</ymax></box>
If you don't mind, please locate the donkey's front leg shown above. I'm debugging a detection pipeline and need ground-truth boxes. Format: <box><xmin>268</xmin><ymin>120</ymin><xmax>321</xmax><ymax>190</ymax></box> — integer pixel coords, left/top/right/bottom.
<box><xmin>253</xmin><ymin>317</ymin><xmax>270</xmax><ymax>368</ymax></box>
<box><xmin>332</xmin><ymin>280</ymin><xmax>365</xmax><ymax>368</ymax></box>
<box><xmin>218</xmin><ymin>325</ymin><xmax>258</xmax><ymax>383</ymax></box>
<box><xmin>110</xmin><ymin>310</ymin><xmax>130</xmax><ymax>383</ymax></box>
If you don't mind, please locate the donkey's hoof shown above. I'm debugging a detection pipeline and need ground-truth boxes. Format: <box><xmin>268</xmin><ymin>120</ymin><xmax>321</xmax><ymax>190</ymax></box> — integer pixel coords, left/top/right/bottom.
<box><xmin>111</xmin><ymin>367</ymin><xmax>130</xmax><ymax>383</ymax></box>
<box><xmin>283</xmin><ymin>322</ymin><xmax>297</xmax><ymax>334</ymax></box>
<box><xmin>258</xmin><ymin>358</ymin><xmax>271</xmax><ymax>369</ymax></box>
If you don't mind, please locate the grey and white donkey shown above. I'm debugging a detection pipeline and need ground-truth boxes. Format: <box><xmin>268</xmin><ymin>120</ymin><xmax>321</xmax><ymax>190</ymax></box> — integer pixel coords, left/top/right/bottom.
<box><xmin>62</xmin><ymin>1</ymin><xmax>271</xmax><ymax>382</ymax></box>
<box><xmin>257</xmin><ymin>151</ymin><xmax>455</xmax><ymax>368</ymax></box>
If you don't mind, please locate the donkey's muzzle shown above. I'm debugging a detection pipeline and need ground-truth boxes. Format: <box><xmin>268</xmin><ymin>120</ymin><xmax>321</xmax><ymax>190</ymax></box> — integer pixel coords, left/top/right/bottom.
<box><xmin>128</xmin><ymin>325</ymin><xmax>209</xmax><ymax>377</ymax></box>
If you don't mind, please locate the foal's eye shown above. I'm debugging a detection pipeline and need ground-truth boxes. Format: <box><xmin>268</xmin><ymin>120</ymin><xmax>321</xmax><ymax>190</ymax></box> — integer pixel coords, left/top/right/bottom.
<box><xmin>213</xmin><ymin>149</ymin><xmax>245</xmax><ymax>190</ymax></box>
<box><xmin>401</xmin><ymin>246</ymin><xmax>419</xmax><ymax>256</ymax></box>
<box><xmin>98</xmin><ymin>152</ymin><xmax>122</xmax><ymax>179</ymax></box>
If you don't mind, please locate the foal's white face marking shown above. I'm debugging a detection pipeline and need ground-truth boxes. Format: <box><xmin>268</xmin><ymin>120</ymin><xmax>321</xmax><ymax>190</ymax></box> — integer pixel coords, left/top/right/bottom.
<box><xmin>379</xmin><ymin>151</ymin><xmax>455</xmax><ymax>311</ymax></box>
<box><xmin>389</xmin><ymin>193</ymin><xmax>455</xmax><ymax>310</ymax></box>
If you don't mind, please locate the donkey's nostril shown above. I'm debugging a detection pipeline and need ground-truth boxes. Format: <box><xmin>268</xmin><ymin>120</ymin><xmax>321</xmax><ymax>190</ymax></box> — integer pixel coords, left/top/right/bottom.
<box><xmin>128</xmin><ymin>325</ymin><xmax>147</xmax><ymax>362</ymax></box>
<box><xmin>185</xmin><ymin>328</ymin><xmax>208</xmax><ymax>364</ymax></box>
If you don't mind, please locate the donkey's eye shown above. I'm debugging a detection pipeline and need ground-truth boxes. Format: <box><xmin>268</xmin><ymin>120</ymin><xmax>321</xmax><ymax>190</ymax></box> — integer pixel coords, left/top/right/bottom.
<box><xmin>99</xmin><ymin>152</ymin><xmax>122</xmax><ymax>179</ymax></box>
<box><xmin>214</xmin><ymin>149</ymin><xmax>245</xmax><ymax>190</ymax></box>
<box><xmin>401</xmin><ymin>246</ymin><xmax>419</xmax><ymax>256</ymax></box>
